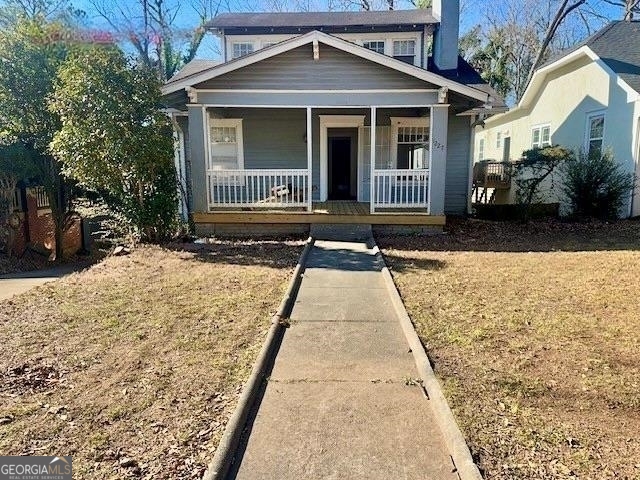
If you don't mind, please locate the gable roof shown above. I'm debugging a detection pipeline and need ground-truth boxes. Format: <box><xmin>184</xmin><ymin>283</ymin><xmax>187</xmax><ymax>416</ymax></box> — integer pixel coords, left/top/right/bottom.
<box><xmin>488</xmin><ymin>20</ymin><xmax>640</xmax><ymax>125</ymax></box>
<box><xmin>584</xmin><ymin>20</ymin><xmax>640</xmax><ymax>94</ymax></box>
<box><xmin>162</xmin><ymin>30</ymin><xmax>494</xmax><ymax>104</ymax></box>
<box><xmin>206</xmin><ymin>10</ymin><xmax>437</xmax><ymax>31</ymax></box>
<box><xmin>168</xmin><ymin>59</ymin><xmax>221</xmax><ymax>84</ymax></box>
<box><xmin>541</xmin><ymin>21</ymin><xmax>640</xmax><ymax>94</ymax></box>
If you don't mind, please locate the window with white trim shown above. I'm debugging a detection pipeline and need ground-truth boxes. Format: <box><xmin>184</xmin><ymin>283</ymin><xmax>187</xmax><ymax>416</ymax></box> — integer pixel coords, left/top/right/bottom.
<box><xmin>232</xmin><ymin>42</ymin><xmax>254</xmax><ymax>58</ymax></box>
<box><xmin>496</xmin><ymin>131</ymin><xmax>502</xmax><ymax>149</ymax></box>
<box><xmin>363</xmin><ymin>40</ymin><xmax>385</xmax><ymax>54</ymax></box>
<box><xmin>478</xmin><ymin>138</ymin><xmax>485</xmax><ymax>161</ymax></box>
<box><xmin>391</xmin><ymin>118</ymin><xmax>430</xmax><ymax>170</ymax></box>
<box><xmin>393</xmin><ymin>39</ymin><xmax>416</xmax><ymax>64</ymax></box>
<box><xmin>209</xmin><ymin>118</ymin><xmax>244</xmax><ymax>174</ymax></box>
<box><xmin>586</xmin><ymin>113</ymin><xmax>605</xmax><ymax>158</ymax></box>
<box><xmin>531</xmin><ymin>125</ymin><xmax>551</xmax><ymax>148</ymax></box>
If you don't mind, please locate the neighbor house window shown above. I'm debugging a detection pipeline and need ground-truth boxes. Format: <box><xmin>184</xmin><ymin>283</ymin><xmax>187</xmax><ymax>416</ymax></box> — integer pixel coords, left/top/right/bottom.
<box><xmin>496</xmin><ymin>132</ymin><xmax>502</xmax><ymax>149</ymax></box>
<box><xmin>363</xmin><ymin>40</ymin><xmax>385</xmax><ymax>54</ymax></box>
<box><xmin>586</xmin><ymin>113</ymin><xmax>605</xmax><ymax>158</ymax></box>
<box><xmin>478</xmin><ymin>138</ymin><xmax>485</xmax><ymax>161</ymax></box>
<box><xmin>209</xmin><ymin>118</ymin><xmax>244</xmax><ymax>175</ymax></box>
<box><xmin>232</xmin><ymin>42</ymin><xmax>254</xmax><ymax>59</ymax></box>
<box><xmin>531</xmin><ymin>125</ymin><xmax>551</xmax><ymax>148</ymax></box>
<box><xmin>393</xmin><ymin>40</ymin><xmax>416</xmax><ymax>64</ymax></box>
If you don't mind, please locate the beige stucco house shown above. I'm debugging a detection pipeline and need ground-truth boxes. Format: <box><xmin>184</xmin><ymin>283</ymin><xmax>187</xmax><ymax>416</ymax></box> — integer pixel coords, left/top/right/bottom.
<box><xmin>474</xmin><ymin>21</ymin><xmax>640</xmax><ymax>217</ymax></box>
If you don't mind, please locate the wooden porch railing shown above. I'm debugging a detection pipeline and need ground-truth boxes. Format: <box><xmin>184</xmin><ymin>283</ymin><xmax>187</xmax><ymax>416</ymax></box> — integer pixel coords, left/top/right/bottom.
<box><xmin>207</xmin><ymin>169</ymin><xmax>311</xmax><ymax>209</ymax></box>
<box><xmin>372</xmin><ymin>168</ymin><xmax>430</xmax><ymax>212</ymax></box>
<box><xmin>473</xmin><ymin>161</ymin><xmax>513</xmax><ymax>189</ymax></box>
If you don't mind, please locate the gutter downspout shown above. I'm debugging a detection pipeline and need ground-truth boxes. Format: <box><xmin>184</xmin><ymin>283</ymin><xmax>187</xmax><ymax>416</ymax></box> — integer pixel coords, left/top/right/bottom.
<box><xmin>467</xmin><ymin>115</ymin><xmax>477</xmax><ymax>216</ymax></box>
<box><xmin>421</xmin><ymin>27</ymin><xmax>425</xmax><ymax>69</ymax></box>
<box><xmin>631</xmin><ymin>114</ymin><xmax>640</xmax><ymax>218</ymax></box>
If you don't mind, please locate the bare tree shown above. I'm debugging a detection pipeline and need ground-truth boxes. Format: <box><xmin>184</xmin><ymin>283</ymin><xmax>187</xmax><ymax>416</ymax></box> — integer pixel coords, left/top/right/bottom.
<box><xmin>601</xmin><ymin>0</ymin><xmax>640</xmax><ymax>19</ymax></box>
<box><xmin>0</xmin><ymin>0</ymin><xmax>78</xmax><ymax>25</ymax></box>
<box><xmin>525</xmin><ymin>0</ymin><xmax>587</xmax><ymax>87</ymax></box>
<box><xmin>90</xmin><ymin>0</ymin><xmax>224</xmax><ymax>80</ymax></box>
<box><xmin>465</xmin><ymin>0</ymin><xmax>606</xmax><ymax>103</ymax></box>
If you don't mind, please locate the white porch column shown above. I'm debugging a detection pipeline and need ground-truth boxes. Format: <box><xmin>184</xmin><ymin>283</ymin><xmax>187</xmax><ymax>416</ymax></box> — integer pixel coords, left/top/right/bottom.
<box><xmin>171</xmin><ymin>115</ymin><xmax>188</xmax><ymax>221</ymax></box>
<box><xmin>370</xmin><ymin>106</ymin><xmax>377</xmax><ymax>214</ymax></box>
<box><xmin>306</xmin><ymin>107</ymin><xmax>313</xmax><ymax>211</ymax></box>
<box><xmin>429</xmin><ymin>104</ymin><xmax>449</xmax><ymax>215</ymax></box>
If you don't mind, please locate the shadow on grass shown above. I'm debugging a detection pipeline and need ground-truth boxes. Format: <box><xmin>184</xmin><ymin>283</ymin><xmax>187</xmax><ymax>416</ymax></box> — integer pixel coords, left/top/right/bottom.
<box><xmin>383</xmin><ymin>255</ymin><xmax>446</xmax><ymax>272</ymax></box>
<box><xmin>163</xmin><ymin>238</ymin><xmax>306</xmax><ymax>268</ymax></box>
<box><xmin>377</xmin><ymin>218</ymin><xmax>640</xmax><ymax>253</ymax></box>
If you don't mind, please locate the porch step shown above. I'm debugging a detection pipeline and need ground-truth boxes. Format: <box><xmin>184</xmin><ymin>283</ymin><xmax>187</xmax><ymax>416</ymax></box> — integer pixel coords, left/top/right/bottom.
<box><xmin>310</xmin><ymin>223</ymin><xmax>372</xmax><ymax>241</ymax></box>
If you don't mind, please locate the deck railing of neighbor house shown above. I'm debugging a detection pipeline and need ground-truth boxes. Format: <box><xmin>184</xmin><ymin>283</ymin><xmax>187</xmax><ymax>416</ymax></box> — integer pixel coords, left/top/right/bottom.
<box><xmin>372</xmin><ymin>168</ymin><xmax>430</xmax><ymax>211</ymax></box>
<box><xmin>207</xmin><ymin>168</ymin><xmax>311</xmax><ymax>209</ymax></box>
<box><xmin>473</xmin><ymin>160</ymin><xmax>512</xmax><ymax>189</ymax></box>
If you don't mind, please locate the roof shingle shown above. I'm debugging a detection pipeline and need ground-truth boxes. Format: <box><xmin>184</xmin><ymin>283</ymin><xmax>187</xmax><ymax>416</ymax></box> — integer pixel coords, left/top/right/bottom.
<box><xmin>206</xmin><ymin>10</ymin><xmax>436</xmax><ymax>30</ymax></box>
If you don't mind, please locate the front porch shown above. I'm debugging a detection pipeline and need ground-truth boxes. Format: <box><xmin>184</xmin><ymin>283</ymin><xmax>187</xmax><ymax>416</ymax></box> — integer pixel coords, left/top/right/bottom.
<box><xmin>193</xmin><ymin>200</ymin><xmax>444</xmax><ymax>226</ymax></box>
<box><xmin>180</xmin><ymin>105</ymin><xmax>450</xmax><ymax>221</ymax></box>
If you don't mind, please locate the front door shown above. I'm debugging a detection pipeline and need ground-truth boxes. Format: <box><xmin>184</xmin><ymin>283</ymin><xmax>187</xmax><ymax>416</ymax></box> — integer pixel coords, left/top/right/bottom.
<box><xmin>328</xmin><ymin>129</ymin><xmax>357</xmax><ymax>200</ymax></box>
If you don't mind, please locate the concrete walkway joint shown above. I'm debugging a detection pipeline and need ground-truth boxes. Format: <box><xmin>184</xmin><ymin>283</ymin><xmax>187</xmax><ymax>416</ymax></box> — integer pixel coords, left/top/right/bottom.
<box><xmin>220</xmin><ymin>235</ymin><xmax>481</xmax><ymax>480</ymax></box>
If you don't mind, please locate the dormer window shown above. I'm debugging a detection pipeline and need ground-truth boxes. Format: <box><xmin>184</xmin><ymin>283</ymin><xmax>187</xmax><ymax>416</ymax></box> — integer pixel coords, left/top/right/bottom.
<box><xmin>393</xmin><ymin>40</ymin><xmax>415</xmax><ymax>64</ymax></box>
<box><xmin>362</xmin><ymin>40</ymin><xmax>385</xmax><ymax>54</ymax></box>
<box><xmin>232</xmin><ymin>42</ymin><xmax>254</xmax><ymax>59</ymax></box>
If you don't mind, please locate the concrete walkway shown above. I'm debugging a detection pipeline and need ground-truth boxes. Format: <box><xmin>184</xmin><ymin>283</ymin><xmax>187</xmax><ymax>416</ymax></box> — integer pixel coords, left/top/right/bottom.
<box><xmin>0</xmin><ymin>265</ymin><xmax>78</xmax><ymax>301</ymax></box>
<box><xmin>232</xmin><ymin>239</ymin><xmax>458</xmax><ymax>480</ymax></box>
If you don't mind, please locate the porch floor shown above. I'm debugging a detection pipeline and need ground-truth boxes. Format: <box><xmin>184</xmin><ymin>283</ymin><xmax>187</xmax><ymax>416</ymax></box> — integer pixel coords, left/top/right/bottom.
<box><xmin>194</xmin><ymin>201</ymin><xmax>443</xmax><ymax>226</ymax></box>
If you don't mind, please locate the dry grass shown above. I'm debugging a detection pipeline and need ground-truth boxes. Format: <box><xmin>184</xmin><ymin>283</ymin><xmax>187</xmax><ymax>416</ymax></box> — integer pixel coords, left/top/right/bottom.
<box><xmin>0</xmin><ymin>240</ymin><xmax>302</xmax><ymax>479</ymax></box>
<box><xmin>378</xmin><ymin>219</ymin><xmax>640</xmax><ymax>480</ymax></box>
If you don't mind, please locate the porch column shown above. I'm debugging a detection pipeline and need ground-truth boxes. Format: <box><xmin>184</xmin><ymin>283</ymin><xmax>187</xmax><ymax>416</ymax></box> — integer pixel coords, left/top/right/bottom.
<box><xmin>429</xmin><ymin>104</ymin><xmax>449</xmax><ymax>215</ymax></box>
<box><xmin>370</xmin><ymin>106</ymin><xmax>377</xmax><ymax>214</ymax></box>
<box><xmin>306</xmin><ymin>107</ymin><xmax>313</xmax><ymax>211</ymax></box>
<box><xmin>171</xmin><ymin>115</ymin><xmax>188</xmax><ymax>221</ymax></box>
<box><xmin>188</xmin><ymin>104</ymin><xmax>208</xmax><ymax>213</ymax></box>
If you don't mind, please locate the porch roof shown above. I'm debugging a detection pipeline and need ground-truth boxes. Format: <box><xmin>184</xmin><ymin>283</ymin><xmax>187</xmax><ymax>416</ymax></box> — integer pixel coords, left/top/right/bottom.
<box><xmin>162</xmin><ymin>30</ymin><xmax>494</xmax><ymax>105</ymax></box>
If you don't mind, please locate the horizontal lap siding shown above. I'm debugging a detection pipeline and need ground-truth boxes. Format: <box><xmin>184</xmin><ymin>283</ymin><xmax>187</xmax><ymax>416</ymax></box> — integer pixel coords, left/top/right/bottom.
<box><xmin>444</xmin><ymin>114</ymin><xmax>471</xmax><ymax>215</ymax></box>
<box><xmin>196</xmin><ymin>44</ymin><xmax>431</xmax><ymax>90</ymax></box>
<box><xmin>236</xmin><ymin>108</ymin><xmax>307</xmax><ymax>169</ymax></box>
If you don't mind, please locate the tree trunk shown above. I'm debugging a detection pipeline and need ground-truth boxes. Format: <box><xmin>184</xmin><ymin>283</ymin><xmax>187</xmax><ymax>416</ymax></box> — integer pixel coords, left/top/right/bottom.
<box><xmin>524</xmin><ymin>0</ymin><xmax>586</xmax><ymax>92</ymax></box>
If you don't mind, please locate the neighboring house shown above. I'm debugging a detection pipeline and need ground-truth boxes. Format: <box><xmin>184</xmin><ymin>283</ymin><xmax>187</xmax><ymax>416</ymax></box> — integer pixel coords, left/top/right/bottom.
<box><xmin>4</xmin><ymin>186</ymin><xmax>82</xmax><ymax>258</ymax></box>
<box><xmin>474</xmin><ymin>21</ymin><xmax>640</xmax><ymax>217</ymax></box>
<box><xmin>162</xmin><ymin>2</ymin><xmax>505</xmax><ymax>235</ymax></box>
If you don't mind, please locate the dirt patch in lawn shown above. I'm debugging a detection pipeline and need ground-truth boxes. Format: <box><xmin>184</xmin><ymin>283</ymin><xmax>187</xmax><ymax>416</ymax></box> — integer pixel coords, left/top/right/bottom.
<box><xmin>0</xmin><ymin>240</ymin><xmax>302</xmax><ymax>479</ymax></box>
<box><xmin>378</xmin><ymin>219</ymin><xmax>640</xmax><ymax>480</ymax></box>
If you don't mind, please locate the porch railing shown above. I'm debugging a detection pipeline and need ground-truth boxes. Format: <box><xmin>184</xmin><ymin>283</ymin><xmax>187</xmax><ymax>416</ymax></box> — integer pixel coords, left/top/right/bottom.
<box><xmin>207</xmin><ymin>168</ymin><xmax>311</xmax><ymax>209</ymax></box>
<box><xmin>472</xmin><ymin>160</ymin><xmax>512</xmax><ymax>189</ymax></box>
<box><xmin>372</xmin><ymin>169</ymin><xmax>430</xmax><ymax>211</ymax></box>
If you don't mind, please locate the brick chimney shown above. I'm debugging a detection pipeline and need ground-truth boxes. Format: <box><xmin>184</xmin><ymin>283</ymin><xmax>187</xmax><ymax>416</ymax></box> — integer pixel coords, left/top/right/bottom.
<box><xmin>432</xmin><ymin>0</ymin><xmax>460</xmax><ymax>71</ymax></box>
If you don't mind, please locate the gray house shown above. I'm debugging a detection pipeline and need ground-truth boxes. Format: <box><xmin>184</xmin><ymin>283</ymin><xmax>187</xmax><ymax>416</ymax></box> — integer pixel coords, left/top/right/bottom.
<box><xmin>162</xmin><ymin>2</ymin><xmax>504</xmax><ymax>235</ymax></box>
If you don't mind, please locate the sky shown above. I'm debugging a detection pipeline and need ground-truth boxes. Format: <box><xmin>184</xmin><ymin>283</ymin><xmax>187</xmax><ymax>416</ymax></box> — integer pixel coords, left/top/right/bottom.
<box><xmin>70</xmin><ymin>0</ymin><xmax>625</xmax><ymax>61</ymax></box>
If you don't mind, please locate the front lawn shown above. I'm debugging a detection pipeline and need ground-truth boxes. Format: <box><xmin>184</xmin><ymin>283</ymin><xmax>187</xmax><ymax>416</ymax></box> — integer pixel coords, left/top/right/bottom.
<box><xmin>0</xmin><ymin>240</ymin><xmax>302</xmax><ymax>479</ymax></box>
<box><xmin>378</xmin><ymin>219</ymin><xmax>640</xmax><ymax>480</ymax></box>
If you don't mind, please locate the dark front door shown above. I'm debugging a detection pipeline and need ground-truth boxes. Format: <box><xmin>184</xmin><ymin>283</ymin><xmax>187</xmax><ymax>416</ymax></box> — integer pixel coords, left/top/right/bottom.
<box><xmin>328</xmin><ymin>136</ymin><xmax>354</xmax><ymax>200</ymax></box>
